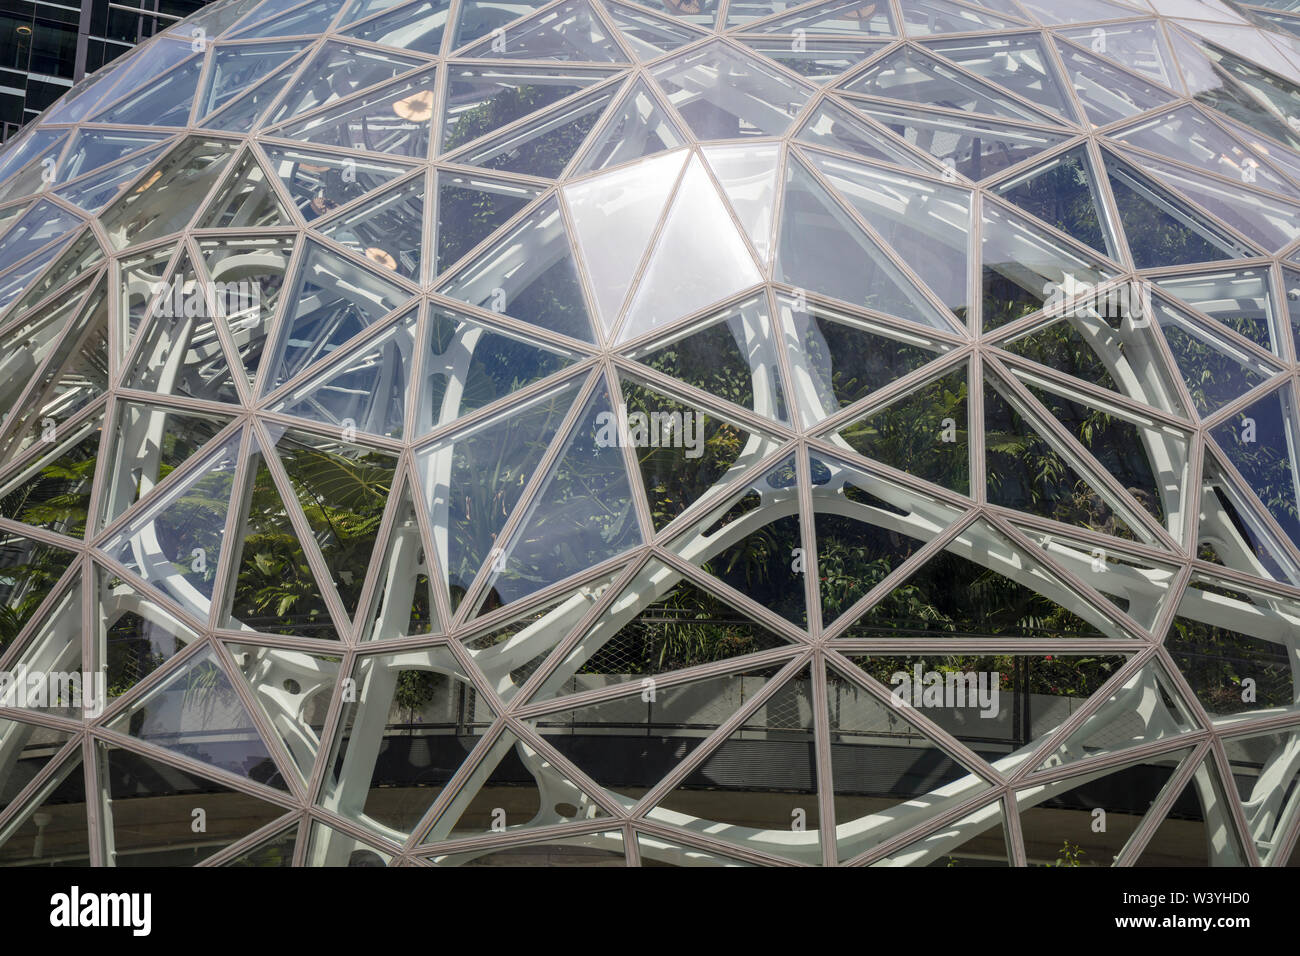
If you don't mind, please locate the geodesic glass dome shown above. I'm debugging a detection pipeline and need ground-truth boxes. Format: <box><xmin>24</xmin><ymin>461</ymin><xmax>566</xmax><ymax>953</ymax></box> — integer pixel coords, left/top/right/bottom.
<box><xmin>0</xmin><ymin>0</ymin><xmax>1299</xmax><ymax>868</ymax></box>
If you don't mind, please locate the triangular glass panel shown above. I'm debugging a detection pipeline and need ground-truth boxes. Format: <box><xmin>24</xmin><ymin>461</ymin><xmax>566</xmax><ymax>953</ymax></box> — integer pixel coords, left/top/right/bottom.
<box><xmin>1153</xmin><ymin>295</ymin><xmax>1279</xmax><ymax>416</ymax></box>
<box><xmin>234</xmin><ymin>0</ymin><xmax>347</xmax><ymax>38</ymax></box>
<box><xmin>1210</xmin><ymin>386</ymin><xmax>1300</xmax><ymax>549</ymax></box>
<box><xmin>114</xmin><ymin>242</ymin><xmax>177</xmax><ymax>352</ymax></box>
<box><xmin>666</xmin><ymin>453</ymin><xmax>807</xmax><ymax>628</ymax></box>
<box><xmin>478</xmin><ymin>380</ymin><xmax>643</xmax><ymax>610</ymax></box>
<box><xmin>202</xmin><ymin>54</ymin><xmax>307</xmax><ymax>133</ymax></box>
<box><xmin>574</xmin><ymin>78</ymin><xmax>688</xmax><ymax>173</ymax></box>
<box><xmin>751</xmin><ymin>0</ymin><xmax>896</xmax><ymax>36</ymax></box>
<box><xmin>437</xmin><ymin>195</ymin><xmax>596</xmax><ymax>343</ymax></box>
<box><xmin>107</xmin><ymin>646</ymin><xmax>288</xmax><ymax>790</ymax></box>
<box><xmin>97</xmin><ymin>564</ymin><xmax>199</xmax><ymax>703</ymax></box>
<box><xmin>342</xmin><ymin>0</ymin><xmax>451</xmax><ymax>53</ymax></box>
<box><xmin>738</xmin><ymin>36</ymin><xmax>883</xmax><ymax>84</ymax></box>
<box><xmin>318</xmin><ymin>645</ymin><xmax>479</xmax><ymax>836</ymax></box>
<box><xmin>564</xmin><ymin>149</ymin><xmax>688</xmax><ymax>330</ymax></box>
<box><xmin>1054</xmin><ymin>38</ymin><xmax>1175</xmax><ymax>126</ymax></box>
<box><xmin>1169</xmin><ymin>31</ymin><xmax>1300</xmax><ymax>152</ymax></box>
<box><xmin>1134</xmin><ymin>755</ymin><xmax>1248</xmax><ymax>866</ymax></box>
<box><xmin>1113</xmin><ymin>104</ymin><xmax>1300</xmax><ymax>202</ymax></box>
<box><xmin>0</xmin><ymin>417</ymin><xmax>101</xmax><ymax>539</ymax></box>
<box><xmin>55</xmin><ymin>146</ymin><xmax>173</xmax><ymax>215</ymax></box>
<box><xmin>434</xmin><ymin>171</ymin><xmax>540</xmax><ymax>275</ymax></box>
<box><xmin>0</xmin><ymin>130</ymin><xmax>68</xmax><ymax>197</ymax></box>
<box><xmin>273</xmin><ymin>308</ymin><xmax>417</xmax><ymax>439</ymax></box>
<box><xmin>198</xmin><ymin>41</ymin><xmax>309</xmax><ymax>119</ymax></box>
<box><xmin>441</xmin><ymin>64</ymin><xmax>615</xmax><ymax>154</ymax></box>
<box><xmin>0</xmin><ymin>754</ymin><xmax>89</xmax><ymax>866</ymax></box>
<box><xmin>835</xmin><ymin>517</ymin><xmax>1131</xmax><ymax>639</ymax></box>
<box><xmin>1102</xmin><ymin>149</ymin><xmax>1255</xmax><ymax>268</ymax></box>
<box><xmin>259</xmin><ymin>144</ymin><xmax>410</xmax><ymax>221</ymax></box>
<box><xmin>261</xmin><ymin>239</ymin><xmax>412</xmax><ymax>394</ymax></box>
<box><xmin>98</xmin><ymin>138</ymin><xmax>238</xmax><ymax>251</ymax></box>
<box><xmin>871</xmin><ymin>800</ymin><xmax>1009</xmax><ymax>867</ymax></box>
<box><xmin>1019</xmin><ymin>748</ymin><xmax>1189</xmax><ymax>866</ymax></box>
<box><xmin>1153</xmin><ymin>267</ymin><xmax>1279</xmax><ymax>357</ymax></box>
<box><xmin>806</xmin><ymin>148</ymin><xmax>972</xmax><ymax>316</ymax></box>
<box><xmin>1015</xmin><ymin>522</ymin><xmax>1182</xmax><ymax>630</ymax></box>
<box><xmin>600</xmin><ymin>0</ymin><xmax>705</xmax><ymax>59</ymax></box>
<box><xmin>223</xmin><ymin>823</ymin><xmax>298</xmax><ymax>866</ymax></box>
<box><xmin>994</xmin><ymin>145</ymin><xmax>1117</xmax><ymax>258</ymax></box>
<box><xmin>842</xmin><ymin>46</ymin><xmax>1057</xmax><ymax>125</ymax></box>
<box><xmin>357</xmin><ymin>483</ymin><xmax>438</xmax><ymax>640</ymax></box>
<box><xmin>814</xmin><ymin>452</ymin><xmax>965</xmax><ymax>626</ymax></box>
<box><xmin>266</xmin><ymin>426</ymin><xmax>400</xmax><ymax>620</ymax></box>
<box><xmin>3</xmin><ymin>231</ymin><xmax>103</xmax><ymax>323</ymax></box>
<box><xmin>0</xmin><ymin>201</ymin><xmax>83</xmax><ymax>276</ymax></box>
<box><xmin>781</xmin><ymin>293</ymin><xmax>947</xmax><ymax>424</ymax></box>
<box><xmin>0</xmin><ymin>531</ymin><xmax>77</xmax><ymax>654</ymax></box>
<box><xmin>56</xmin><ymin>129</ymin><xmax>170</xmax><ymax>184</ymax></box>
<box><xmin>925</xmin><ymin>34</ymin><xmax>1078</xmax><ymax>122</ymax></box>
<box><xmin>538</xmin><ymin>668</ymin><xmax>785</xmax><ymax>830</ymax></box>
<box><xmin>127</xmin><ymin>253</ymin><xmax>241</xmax><ymax>405</ymax></box>
<box><xmin>984</xmin><ymin>375</ymin><xmax>1142</xmax><ymax>541</ymax></box>
<box><xmin>198</xmin><ymin>148</ymin><xmax>292</xmax><ymax>229</ymax></box>
<box><xmin>198</xmin><ymin>235</ymin><xmax>297</xmax><ymax>388</ymax></box>
<box><xmin>996</xmin><ymin>308</ymin><xmax>1190</xmax><ymax>420</ymax></box>
<box><xmin>647</xmin><ymin>665</ymin><xmax>821</xmax><ymax>864</ymax></box>
<box><xmin>224</xmin><ymin>438</ymin><xmax>340</xmax><ymax>640</ymax></box>
<box><xmin>855</xmin><ymin>100</ymin><xmax>1069</xmax><ymax>180</ymax></box>
<box><xmin>1020</xmin><ymin>379</ymin><xmax>1190</xmax><ymax>535</ymax></box>
<box><xmin>462</xmin><ymin>0</ymin><xmax>625</xmax><ymax>61</ymax></box>
<box><xmin>1059</xmin><ymin>20</ymin><xmax>1178</xmax><ymax>89</ymax></box>
<box><xmin>102</xmin><ymin>432</ymin><xmax>241</xmax><ymax>625</ymax></box>
<box><xmin>1199</xmin><ymin>451</ymin><xmax>1300</xmax><ymax>586</ymax></box>
<box><xmin>620</xmin><ymin>375</ymin><xmax>783</xmax><ymax>532</ymax></box>
<box><xmin>1034</xmin><ymin>661</ymin><xmax>1196</xmax><ymax>774</ymax></box>
<box><xmin>422</xmin><ymin>724</ymin><xmax>609</xmax><ymax>842</ymax></box>
<box><xmin>0</xmin><ymin>719</ymin><xmax>75</xmax><ymax>818</ymax></box>
<box><xmin>1221</xmin><ymin>726</ymin><xmax>1300</xmax><ymax>865</ymax></box>
<box><xmin>92</xmin><ymin>56</ymin><xmax>205</xmax><ymax>127</ymax></box>
<box><xmin>69</xmin><ymin>37</ymin><xmax>192</xmax><ymax>119</ymax></box>
<box><xmin>794</xmin><ymin>99</ymin><xmax>930</xmax><ymax>170</ymax></box>
<box><xmin>777</xmin><ymin>156</ymin><xmax>953</xmax><ymax>332</ymax></box>
<box><xmin>0</xmin><ymin>235</ymin><xmax>78</xmax><ymax>317</ymax></box>
<box><xmin>980</xmin><ymin>198</ymin><xmax>1120</xmax><ymax>332</ymax></box>
<box><xmin>626</xmin><ymin>294</ymin><xmax>789</xmax><ymax>425</ymax></box>
<box><xmin>317</xmin><ymin>174</ymin><xmax>426</xmax><ymax>280</ymax></box>
<box><xmin>0</xmin><ymin>278</ymin><xmax>110</xmax><ymax>461</ymax></box>
<box><xmin>271</xmin><ymin>68</ymin><xmax>437</xmax><ymax>159</ymax></box>
<box><xmin>702</xmin><ymin>143</ymin><xmax>780</xmax><ymax>266</ymax></box>
<box><xmin>2</xmin><ymin>582</ymin><xmax>88</xmax><ymax>719</ymax></box>
<box><xmin>226</xmin><ymin>642</ymin><xmax>342</xmax><ymax>785</ymax></box>
<box><xmin>462</xmin><ymin>569</ymin><xmax>622</xmax><ymax>695</ymax></box>
<box><xmin>837</xmin><ymin>362</ymin><xmax>970</xmax><ymax>495</ymax></box>
<box><xmin>418</xmin><ymin>378</ymin><xmax>581</xmax><ymax>611</ymax></box>
<box><xmin>1166</xmin><ymin>572</ymin><xmax>1300</xmax><ymax>722</ymax></box>
<box><xmin>650</xmin><ymin>41</ymin><xmax>814</xmax><ymax>139</ymax></box>
<box><xmin>1122</xmin><ymin>146</ymin><xmax>1300</xmax><ymax>255</ymax></box>
<box><xmin>99</xmin><ymin>740</ymin><xmax>289</xmax><ymax>866</ymax></box>
<box><xmin>418</xmin><ymin>306</ymin><xmax>577</xmax><ymax>435</ymax></box>
<box><xmin>270</xmin><ymin>40</ymin><xmax>425</xmax><ymax>124</ymax></box>
<box><xmin>454</xmin><ymin>83</ymin><xmax>619</xmax><ymax>178</ymax></box>
<box><xmin>531</xmin><ymin>560</ymin><xmax>796</xmax><ymax>703</ymax></box>
<box><xmin>827</xmin><ymin>662</ymin><xmax>991</xmax><ymax>863</ymax></box>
